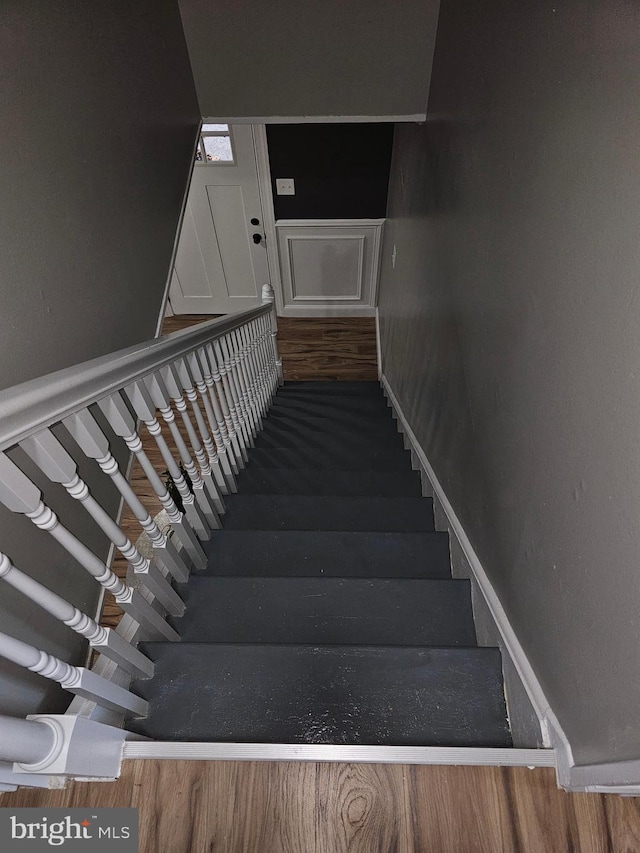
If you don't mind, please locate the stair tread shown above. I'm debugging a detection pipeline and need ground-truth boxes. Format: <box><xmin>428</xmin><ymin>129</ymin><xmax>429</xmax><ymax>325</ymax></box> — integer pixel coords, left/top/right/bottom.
<box><xmin>221</xmin><ymin>494</ymin><xmax>435</xmax><ymax>531</ymax></box>
<box><xmin>248</xmin><ymin>448</ymin><xmax>413</xmax><ymax>471</ymax></box>
<box><xmin>265</xmin><ymin>412</ymin><xmax>400</xmax><ymax>434</ymax></box>
<box><xmin>255</xmin><ymin>428</ymin><xmax>405</xmax><ymax>453</ymax></box>
<box><xmin>202</xmin><ymin>530</ymin><xmax>452</xmax><ymax>578</ymax></box>
<box><xmin>268</xmin><ymin>407</ymin><xmax>394</xmax><ymax>427</ymax></box>
<box><xmin>172</xmin><ymin>577</ymin><xmax>476</xmax><ymax>646</ymax></box>
<box><xmin>235</xmin><ymin>467</ymin><xmax>423</xmax><ymax>497</ymax></box>
<box><xmin>272</xmin><ymin>397</ymin><xmax>390</xmax><ymax>414</ymax></box>
<box><xmin>131</xmin><ymin>643</ymin><xmax>512</xmax><ymax>746</ymax></box>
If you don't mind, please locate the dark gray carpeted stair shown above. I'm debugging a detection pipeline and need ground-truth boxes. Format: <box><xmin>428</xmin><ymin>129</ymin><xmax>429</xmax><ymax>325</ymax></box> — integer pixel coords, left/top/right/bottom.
<box><xmin>132</xmin><ymin>380</ymin><xmax>511</xmax><ymax>749</ymax></box>
<box><xmin>235</xmin><ymin>467</ymin><xmax>423</xmax><ymax>497</ymax></box>
<box><xmin>172</xmin><ymin>577</ymin><xmax>477</xmax><ymax>645</ymax></box>
<box><xmin>220</xmin><ymin>495</ymin><xmax>435</xmax><ymax>531</ymax></box>
<box><xmin>132</xmin><ymin>644</ymin><xmax>510</xmax><ymax>746</ymax></box>
<box><xmin>202</xmin><ymin>530</ymin><xmax>453</xmax><ymax>578</ymax></box>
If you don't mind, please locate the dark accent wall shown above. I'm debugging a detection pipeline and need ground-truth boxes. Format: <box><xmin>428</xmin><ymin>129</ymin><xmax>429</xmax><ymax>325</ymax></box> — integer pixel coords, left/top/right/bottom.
<box><xmin>266</xmin><ymin>124</ymin><xmax>394</xmax><ymax>220</ymax></box>
<box><xmin>0</xmin><ymin>0</ymin><xmax>199</xmax><ymax>716</ymax></box>
<box><xmin>178</xmin><ymin>0</ymin><xmax>440</xmax><ymax>119</ymax></box>
<box><xmin>378</xmin><ymin>0</ymin><xmax>640</xmax><ymax>766</ymax></box>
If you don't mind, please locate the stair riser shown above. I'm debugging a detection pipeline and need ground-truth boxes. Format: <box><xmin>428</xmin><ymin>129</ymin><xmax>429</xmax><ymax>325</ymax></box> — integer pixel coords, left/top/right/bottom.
<box><xmin>260</xmin><ymin>417</ymin><xmax>402</xmax><ymax>443</ymax></box>
<box><xmin>280</xmin><ymin>381</ymin><xmax>382</xmax><ymax>395</ymax></box>
<box><xmin>203</xmin><ymin>531</ymin><xmax>452</xmax><ymax>579</ymax></box>
<box><xmin>173</xmin><ymin>578</ymin><xmax>477</xmax><ymax>646</ymax></box>
<box><xmin>254</xmin><ymin>430</ymin><xmax>405</xmax><ymax>453</ymax></box>
<box><xmin>222</xmin><ymin>495</ymin><xmax>435</xmax><ymax>532</ymax></box>
<box><xmin>268</xmin><ymin>408</ymin><xmax>395</xmax><ymax>430</ymax></box>
<box><xmin>248</xmin><ymin>448</ymin><xmax>413</xmax><ymax>471</ymax></box>
<box><xmin>272</xmin><ymin>398</ymin><xmax>391</xmax><ymax>416</ymax></box>
<box><xmin>235</xmin><ymin>468</ymin><xmax>423</xmax><ymax>497</ymax></box>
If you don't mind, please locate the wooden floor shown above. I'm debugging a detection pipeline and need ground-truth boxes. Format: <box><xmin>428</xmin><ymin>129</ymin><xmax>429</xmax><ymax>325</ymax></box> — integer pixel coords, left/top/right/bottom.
<box><xmin>1</xmin><ymin>761</ymin><xmax>639</xmax><ymax>851</ymax></box>
<box><xmin>162</xmin><ymin>314</ymin><xmax>379</xmax><ymax>381</ymax></box>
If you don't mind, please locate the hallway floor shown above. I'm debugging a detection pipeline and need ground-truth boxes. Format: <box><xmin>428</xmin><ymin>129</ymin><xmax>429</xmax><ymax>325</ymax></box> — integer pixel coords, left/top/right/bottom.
<box><xmin>1</xmin><ymin>760</ymin><xmax>639</xmax><ymax>851</ymax></box>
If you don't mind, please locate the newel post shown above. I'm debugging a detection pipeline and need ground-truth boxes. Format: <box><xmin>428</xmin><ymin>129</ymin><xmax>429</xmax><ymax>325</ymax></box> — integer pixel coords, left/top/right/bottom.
<box><xmin>0</xmin><ymin>714</ymin><xmax>127</xmax><ymax>779</ymax></box>
<box><xmin>261</xmin><ymin>283</ymin><xmax>284</xmax><ymax>385</ymax></box>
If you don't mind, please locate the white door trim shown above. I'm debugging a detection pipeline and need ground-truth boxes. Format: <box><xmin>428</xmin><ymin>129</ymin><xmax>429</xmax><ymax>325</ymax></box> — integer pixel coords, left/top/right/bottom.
<box><xmin>156</xmin><ymin>120</ymin><xmax>202</xmax><ymax>335</ymax></box>
<box><xmin>276</xmin><ymin>218</ymin><xmax>386</xmax><ymax>227</ymax></box>
<box><xmin>252</xmin><ymin>125</ymin><xmax>284</xmax><ymax>316</ymax></box>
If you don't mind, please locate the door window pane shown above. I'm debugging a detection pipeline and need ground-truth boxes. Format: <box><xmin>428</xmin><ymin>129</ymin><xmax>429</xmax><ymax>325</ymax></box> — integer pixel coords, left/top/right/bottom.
<box><xmin>202</xmin><ymin>123</ymin><xmax>229</xmax><ymax>132</ymax></box>
<box><xmin>202</xmin><ymin>135</ymin><xmax>234</xmax><ymax>163</ymax></box>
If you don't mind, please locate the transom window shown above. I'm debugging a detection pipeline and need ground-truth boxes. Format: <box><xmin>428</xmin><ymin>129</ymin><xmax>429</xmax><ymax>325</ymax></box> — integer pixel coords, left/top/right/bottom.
<box><xmin>195</xmin><ymin>123</ymin><xmax>235</xmax><ymax>164</ymax></box>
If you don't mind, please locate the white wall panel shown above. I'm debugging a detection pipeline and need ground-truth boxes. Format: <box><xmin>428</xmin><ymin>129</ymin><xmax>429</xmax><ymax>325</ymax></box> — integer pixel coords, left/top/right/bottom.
<box><xmin>276</xmin><ymin>221</ymin><xmax>383</xmax><ymax>317</ymax></box>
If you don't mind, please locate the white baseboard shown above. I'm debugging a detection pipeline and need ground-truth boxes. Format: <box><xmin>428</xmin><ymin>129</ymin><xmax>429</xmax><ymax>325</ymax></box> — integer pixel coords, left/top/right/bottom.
<box><xmin>280</xmin><ymin>306</ymin><xmax>377</xmax><ymax>318</ymax></box>
<box><xmin>380</xmin><ymin>370</ymin><xmax>640</xmax><ymax>793</ymax></box>
<box><xmin>375</xmin><ymin>308</ymin><xmax>382</xmax><ymax>379</ymax></box>
<box><xmin>378</xmin><ymin>375</ymin><xmax>571</xmax><ymax>764</ymax></box>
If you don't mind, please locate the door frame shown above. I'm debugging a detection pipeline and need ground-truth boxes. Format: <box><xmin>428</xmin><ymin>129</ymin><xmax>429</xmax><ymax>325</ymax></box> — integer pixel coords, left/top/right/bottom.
<box><xmin>252</xmin><ymin>125</ymin><xmax>284</xmax><ymax>316</ymax></box>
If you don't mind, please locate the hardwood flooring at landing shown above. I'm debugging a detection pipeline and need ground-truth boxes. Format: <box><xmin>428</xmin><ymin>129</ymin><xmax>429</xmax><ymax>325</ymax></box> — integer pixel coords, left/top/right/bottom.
<box><xmin>1</xmin><ymin>761</ymin><xmax>638</xmax><ymax>852</ymax></box>
<box><xmin>162</xmin><ymin>314</ymin><xmax>379</xmax><ymax>381</ymax></box>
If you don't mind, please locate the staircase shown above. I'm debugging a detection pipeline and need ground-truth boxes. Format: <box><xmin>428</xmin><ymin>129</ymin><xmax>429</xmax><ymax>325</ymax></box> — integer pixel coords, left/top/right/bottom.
<box><xmin>131</xmin><ymin>380</ymin><xmax>512</xmax><ymax>748</ymax></box>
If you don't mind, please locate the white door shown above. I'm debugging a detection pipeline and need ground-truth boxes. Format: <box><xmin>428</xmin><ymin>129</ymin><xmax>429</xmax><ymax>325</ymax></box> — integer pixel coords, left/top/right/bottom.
<box><xmin>169</xmin><ymin>124</ymin><xmax>270</xmax><ymax>314</ymax></box>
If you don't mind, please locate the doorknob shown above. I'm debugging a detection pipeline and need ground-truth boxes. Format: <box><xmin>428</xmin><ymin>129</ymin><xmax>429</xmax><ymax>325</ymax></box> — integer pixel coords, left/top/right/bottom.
<box><xmin>252</xmin><ymin>233</ymin><xmax>263</xmax><ymax>244</ymax></box>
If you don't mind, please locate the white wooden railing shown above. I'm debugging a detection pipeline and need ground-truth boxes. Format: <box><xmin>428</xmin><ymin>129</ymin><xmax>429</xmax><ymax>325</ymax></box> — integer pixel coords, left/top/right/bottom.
<box><xmin>0</xmin><ymin>285</ymin><xmax>282</xmax><ymax>783</ymax></box>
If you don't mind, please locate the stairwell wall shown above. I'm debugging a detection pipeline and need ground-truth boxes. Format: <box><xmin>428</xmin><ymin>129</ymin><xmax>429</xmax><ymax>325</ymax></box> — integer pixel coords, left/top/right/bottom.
<box><xmin>0</xmin><ymin>0</ymin><xmax>200</xmax><ymax>716</ymax></box>
<box><xmin>378</xmin><ymin>0</ymin><xmax>640</xmax><ymax>766</ymax></box>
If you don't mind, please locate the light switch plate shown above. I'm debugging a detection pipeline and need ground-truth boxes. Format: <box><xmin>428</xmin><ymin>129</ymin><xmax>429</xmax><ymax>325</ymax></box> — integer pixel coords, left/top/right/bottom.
<box><xmin>276</xmin><ymin>178</ymin><xmax>295</xmax><ymax>196</ymax></box>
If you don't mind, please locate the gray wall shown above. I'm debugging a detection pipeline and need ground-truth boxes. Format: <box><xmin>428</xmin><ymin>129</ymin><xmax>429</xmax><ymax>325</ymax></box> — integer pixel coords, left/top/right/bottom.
<box><xmin>0</xmin><ymin>1</ymin><xmax>199</xmax><ymax>715</ymax></box>
<box><xmin>178</xmin><ymin>0</ymin><xmax>440</xmax><ymax>119</ymax></box>
<box><xmin>378</xmin><ymin>0</ymin><xmax>640</xmax><ymax>766</ymax></box>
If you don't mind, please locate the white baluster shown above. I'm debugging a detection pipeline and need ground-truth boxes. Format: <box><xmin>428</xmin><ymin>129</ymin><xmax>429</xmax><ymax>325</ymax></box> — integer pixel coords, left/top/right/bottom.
<box><xmin>125</xmin><ymin>380</ymin><xmax>213</xmax><ymax>540</ymax></box>
<box><xmin>64</xmin><ymin>408</ymin><xmax>190</xmax><ymax>584</ymax></box>
<box><xmin>262</xmin><ymin>282</ymin><xmax>284</xmax><ymax>385</ymax></box>
<box><xmin>241</xmin><ymin>321</ymin><xmax>267</xmax><ymax>421</ymax></box>
<box><xmin>203</xmin><ymin>343</ymin><xmax>246</xmax><ymax>467</ymax></box>
<box><xmin>177</xmin><ymin>355</ymin><xmax>237</xmax><ymax>493</ymax></box>
<box><xmin>0</xmin><ymin>551</ymin><xmax>153</xmax><ymax>678</ymax></box>
<box><xmin>156</xmin><ymin>364</ymin><xmax>228</xmax><ymax>505</ymax></box>
<box><xmin>21</xmin><ymin>429</ymin><xmax>185</xmax><ymax>618</ymax></box>
<box><xmin>98</xmin><ymin>392</ymin><xmax>206</xmax><ymax>571</ymax></box>
<box><xmin>170</xmin><ymin>358</ymin><xmax>228</xmax><ymax>492</ymax></box>
<box><xmin>218</xmin><ymin>335</ymin><xmax>254</xmax><ymax>448</ymax></box>
<box><xmin>253</xmin><ymin>317</ymin><xmax>271</xmax><ymax>411</ymax></box>
<box><xmin>228</xmin><ymin>330</ymin><xmax>259</xmax><ymax>440</ymax></box>
<box><xmin>0</xmin><ymin>629</ymin><xmax>147</xmax><ymax>716</ymax></box>
<box><xmin>261</xmin><ymin>311</ymin><xmax>279</xmax><ymax>397</ymax></box>
<box><xmin>231</xmin><ymin>328</ymin><xmax>262</xmax><ymax>436</ymax></box>
<box><xmin>187</xmin><ymin>350</ymin><xmax>238</xmax><ymax>490</ymax></box>
<box><xmin>210</xmin><ymin>340</ymin><xmax>250</xmax><ymax>463</ymax></box>
<box><xmin>231</xmin><ymin>327</ymin><xmax>259</xmax><ymax>435</ymax></box>
<box><xmin>246</xmin><ymin>318</ymin><xmax>270</xmax><ymax>418</ymax></box>
<box><xmin>145</xmin><ymin>370</ymin><xmax>223</xmax><ymax>520</ymax></box>
<box><xmin>0</xmin><ymin>451</ymin><xmax>179</xmax><ymax>641</ymax></box>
